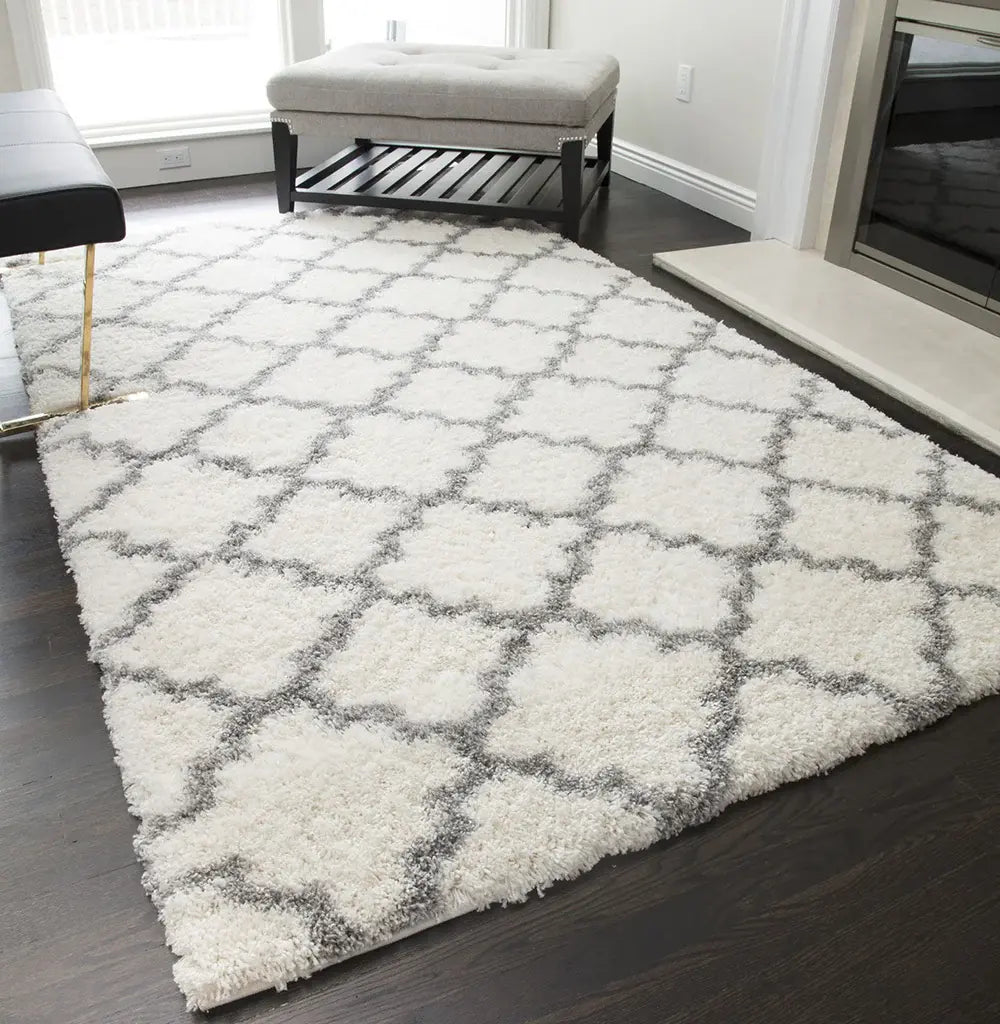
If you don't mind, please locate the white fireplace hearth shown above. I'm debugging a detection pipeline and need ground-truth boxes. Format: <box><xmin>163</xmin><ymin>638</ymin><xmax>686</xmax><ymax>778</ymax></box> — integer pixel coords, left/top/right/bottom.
<box><xmin>654</xmin><ymin>0</ymin><xmax>1000</xmax><ymax>455</ymax></box>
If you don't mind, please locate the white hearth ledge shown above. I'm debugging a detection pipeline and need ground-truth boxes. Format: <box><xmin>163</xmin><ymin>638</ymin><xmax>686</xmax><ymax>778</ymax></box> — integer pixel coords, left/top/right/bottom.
<box><xmin>653</xmin><ymin>240</ymin><xmax>1000</xmax><ymax>456</ymax></box>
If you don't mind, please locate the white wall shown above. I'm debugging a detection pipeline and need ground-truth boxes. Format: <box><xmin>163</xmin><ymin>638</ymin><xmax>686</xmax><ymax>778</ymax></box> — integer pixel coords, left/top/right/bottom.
<box><xmin>550</xmin><ymin>0</ymin><xmax>786</xmax><ymax>226</ymax></box>
<box><xmin>0</xmin><ymin>5</ymin><xmax>20</xmax><ymax>92</ymax></box>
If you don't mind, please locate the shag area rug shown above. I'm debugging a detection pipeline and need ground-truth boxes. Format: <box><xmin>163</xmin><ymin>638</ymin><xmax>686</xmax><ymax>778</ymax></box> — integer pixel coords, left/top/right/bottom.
<box><xmin>4</xmin><ymin>210</ymin><xmax>1000</xmax><ymax>1011</ymax></box>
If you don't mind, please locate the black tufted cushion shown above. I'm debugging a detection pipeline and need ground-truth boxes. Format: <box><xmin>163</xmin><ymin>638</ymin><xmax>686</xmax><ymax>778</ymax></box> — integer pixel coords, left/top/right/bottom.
<box><xmin>0</xmin><ymin>89</ymin><xmax>126</xmax><ymax>259</ymax></box>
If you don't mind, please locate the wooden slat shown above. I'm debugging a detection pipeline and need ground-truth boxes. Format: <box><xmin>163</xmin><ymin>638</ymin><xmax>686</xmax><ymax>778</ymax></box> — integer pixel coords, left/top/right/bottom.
<box><xmin>365</xmin><ymin>147</ymin><xmax>440</xmax><ymax>196</ymax></box>
<box><xmin>296</xmin><ymin>144</ymin><xmax>387</xmax><ymax>190</ymax></box>
<box><xmin>507</xmin><ymin>159</ymin><xmax>560</xmax><ymax>208</ymax></box>
<box><xmin>421</xmin><ymin>152</ymin><xmax>489</xmax><ymax>201</ymax></box>
<box><xmin>349</xmin><ymin>146</ymin><xmax>420</xmax><ymax>192</ymax></box>
<box><xmin>451</xmin><ymin>154</ymin><xmax>512</xmax><ymax>202</ymax></box>
<box><xmin>321</xmin><ymin>145</ymin><xmax>405</xmax><ymax>192</ymax></box>
<box><xmin>480</xmin><ymin>155</ymin><xmax>538</xmax><ymax>205</ymax></box>
<box><xmin>533</xmin><ymin>164</ymin><xmax>565</xmax><ymax>212</ymax></box>
<box><xmin>397</xmin><ymin>149</ymin><xmax>463</xmax><ymax>198</ymax></box>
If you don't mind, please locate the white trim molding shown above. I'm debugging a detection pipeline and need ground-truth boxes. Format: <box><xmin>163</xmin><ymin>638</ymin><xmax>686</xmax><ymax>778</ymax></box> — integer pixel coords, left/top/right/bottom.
<box><xmin>753</xmin><ymin>0</ymin><xmax>855</xmax><ymax>247</ymax></box>
<box><xmin>6</xmin><ymin>0</ymin><xmax>54</xmax><ymax>90</ymax></box>
<box><xmin>282</xmin><ymin>0</ymin><xmax>326</xmax><ymax>62</ymax></box>
<box><xmin>612</xmin><ymin>139</ymin><xmax>756</xmax><ymax>231</ymax></box>
<box><xmin>86</xmin><ymin>114</ymin><xmax>271</xmax><ymax>149</ymax></box>
<box><xmin>507</xmin><ymin>0</ymin><xmax>551</xmax><ymax>47</ymax></box>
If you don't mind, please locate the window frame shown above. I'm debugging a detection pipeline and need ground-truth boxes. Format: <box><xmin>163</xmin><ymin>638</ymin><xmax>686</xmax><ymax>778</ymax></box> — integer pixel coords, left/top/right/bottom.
<box><xmin>6</xmin><ymin>0</ymin><xmax>550</xmax><ymax>145</ymax></box>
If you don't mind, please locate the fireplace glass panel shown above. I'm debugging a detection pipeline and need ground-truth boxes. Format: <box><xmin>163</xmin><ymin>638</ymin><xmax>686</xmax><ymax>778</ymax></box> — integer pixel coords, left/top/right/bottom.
<box><xmin>855</xmin><ymin>23</ymin><xmax>1000</xmax><ymax>306</ymax></box>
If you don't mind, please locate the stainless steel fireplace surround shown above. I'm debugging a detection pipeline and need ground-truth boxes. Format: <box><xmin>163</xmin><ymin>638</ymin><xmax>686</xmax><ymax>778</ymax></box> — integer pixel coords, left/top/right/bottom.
<box><xmin>828</xmin><ymin>0</ymin><xmax>1000</xmax><ymax>335</ymax></box>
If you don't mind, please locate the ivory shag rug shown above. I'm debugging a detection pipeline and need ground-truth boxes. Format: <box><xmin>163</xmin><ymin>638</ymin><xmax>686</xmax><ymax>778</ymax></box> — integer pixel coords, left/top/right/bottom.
<box><xmin>4</xmin><ymin>210</ymin><xmax>1000</xmax><ymax>1011</ymax></box>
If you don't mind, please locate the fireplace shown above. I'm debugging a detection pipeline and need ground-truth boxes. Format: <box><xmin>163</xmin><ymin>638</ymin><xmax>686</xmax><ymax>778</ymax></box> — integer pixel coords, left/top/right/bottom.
<box><xmin>828</xmin><ymin>0</ymin><xmax>1000</xmax><ymax>334</ymax></box>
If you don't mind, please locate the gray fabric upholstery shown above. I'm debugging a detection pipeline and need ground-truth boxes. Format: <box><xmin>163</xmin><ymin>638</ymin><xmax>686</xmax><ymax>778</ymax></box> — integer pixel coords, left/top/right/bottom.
<box><xmin>266</xmin><ymin>43</ymin><xmax>619</xmax><ymax>128</ymax></box>
<box><xmin>270</xmin><ymin>89</ymin><xmax>617</xmax><ymax>155</ymax></box>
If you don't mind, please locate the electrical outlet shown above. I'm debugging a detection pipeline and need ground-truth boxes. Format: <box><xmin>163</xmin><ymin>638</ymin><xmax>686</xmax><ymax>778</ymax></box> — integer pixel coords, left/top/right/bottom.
<box><xmin>676</xmin><ymin>64</ymin><xmax>694</xmax><ymax>103</ymax></box>
<box><xmin>158</xmin><ymin>146</ymin><xmax>191</xmax><ymax>170</ymax></box>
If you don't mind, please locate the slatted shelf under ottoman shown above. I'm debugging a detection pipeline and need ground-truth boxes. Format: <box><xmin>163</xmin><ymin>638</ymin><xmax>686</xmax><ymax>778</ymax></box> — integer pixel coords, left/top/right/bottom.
<box><xmin>266</xmin><ymin>43</ymin><xmax>619</xmax><ymax>241</ymax></box>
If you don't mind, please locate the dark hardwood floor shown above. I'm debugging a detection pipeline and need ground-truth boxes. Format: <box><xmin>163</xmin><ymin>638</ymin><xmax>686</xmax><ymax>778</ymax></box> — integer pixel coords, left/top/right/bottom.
<box><xmin>1</xmin><ymin>174</ymin><xmax>997</xmax><ymax>1024</ymax></box>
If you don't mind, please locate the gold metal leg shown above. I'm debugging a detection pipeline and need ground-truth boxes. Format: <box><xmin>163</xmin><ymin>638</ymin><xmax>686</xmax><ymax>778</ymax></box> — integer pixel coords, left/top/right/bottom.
<box><xmin>0</xmin><ymin>394</ymin><xmax>148</xmax><ymax>437</ymax></box>
<box><xmin>80</xmin><ymin>244</ymin><xmax>95</xmax><ymax>410</ymax></box>
<box><xmin>0</xmin><ymin>243</ymin><xmax>148</xmax><ymax>439</ymax></box>
<box><xmin>38</xmin><ymin>251</ymin><xmax>46</xmax><ymax>265</ymax></box>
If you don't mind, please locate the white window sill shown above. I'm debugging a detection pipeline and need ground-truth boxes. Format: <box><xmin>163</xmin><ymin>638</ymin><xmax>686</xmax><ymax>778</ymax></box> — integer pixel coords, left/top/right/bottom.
<box><xmin>85</xmin><ymin>114</ymin><xmax>272</xmax><ymax>149</ymax></box>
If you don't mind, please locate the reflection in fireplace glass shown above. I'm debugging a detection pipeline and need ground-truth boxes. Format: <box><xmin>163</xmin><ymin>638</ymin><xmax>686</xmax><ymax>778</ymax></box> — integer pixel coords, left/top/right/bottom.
<box><xmin>855</xmin><ymin>23</ymin><xmax>1000</xmax><ymax>308</ymax></box>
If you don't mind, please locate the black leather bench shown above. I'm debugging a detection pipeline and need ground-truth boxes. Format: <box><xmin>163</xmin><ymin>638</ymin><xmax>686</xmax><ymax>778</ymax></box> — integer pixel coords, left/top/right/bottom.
<box><xmin>0</xmin><ymin>89</ymin><xmax>135</xmax><ymax>437</ymax></box>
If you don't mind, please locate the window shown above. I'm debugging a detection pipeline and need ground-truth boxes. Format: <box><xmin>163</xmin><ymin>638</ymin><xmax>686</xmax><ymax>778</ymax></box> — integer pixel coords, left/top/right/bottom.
<box><xmin>39</xmin><ymin>0</ymin><xmax>285</xmax><ymax>134</ymax></box>
<box><xmin>323</xmin><ymin>1</ymin><xmax>508</xmax><ymax>50</ymax></box>
<box><xmin>8</xmin><ymin>1</ymin><xmax>547</xmax><ymax>146</ymax></box>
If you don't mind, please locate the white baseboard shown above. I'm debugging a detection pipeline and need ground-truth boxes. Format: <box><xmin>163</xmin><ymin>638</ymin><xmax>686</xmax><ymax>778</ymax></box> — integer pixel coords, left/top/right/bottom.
<box><xmin>611</xmin><ymin>139</ymin><xmax>756</xmax><ymax>231</ymax></box>
<box><xmin>96</xmin><ymin>127</ymin><xmax>756</xmax><ymax>234</ymax></box>
<box><xmin>94</xmin><ymin>131</ymin><xmax>333</xmax><ymax>190</ymax></box>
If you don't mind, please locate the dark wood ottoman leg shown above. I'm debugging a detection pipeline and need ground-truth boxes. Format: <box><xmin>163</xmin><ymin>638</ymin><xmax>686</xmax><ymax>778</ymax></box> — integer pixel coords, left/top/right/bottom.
<box><xmin>597</xmin><ymin>109</ymin><xmax>614</xmax><ymax>188</ymax></box>
<box><xmin>560</xmin><ymin>138</ymin><xmax>584</xmax><ymax>242</ymax></box>
<box><xmin>271</xmin><ymin>121</ymin><xmax>297</xmax><ymax>214</ymax></box>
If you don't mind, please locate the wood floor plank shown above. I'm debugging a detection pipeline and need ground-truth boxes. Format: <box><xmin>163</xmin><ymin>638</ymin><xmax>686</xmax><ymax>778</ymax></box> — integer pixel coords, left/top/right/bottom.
<box><xmin>0</xmin><ymin>172</ymin><xmax>997</xmax><ymax>1024</ymax></box>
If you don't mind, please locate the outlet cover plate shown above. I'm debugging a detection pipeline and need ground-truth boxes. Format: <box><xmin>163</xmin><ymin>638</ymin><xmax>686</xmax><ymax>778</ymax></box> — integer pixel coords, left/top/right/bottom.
<box><xmin>158</xmin><ymin>146</ymin><xmax>192</xmax><ymax>170</ymax></box>
<box><xmin>676</xmin><ymin>64</ymin><xmax>693</xmax><ymax>103</ymax></box>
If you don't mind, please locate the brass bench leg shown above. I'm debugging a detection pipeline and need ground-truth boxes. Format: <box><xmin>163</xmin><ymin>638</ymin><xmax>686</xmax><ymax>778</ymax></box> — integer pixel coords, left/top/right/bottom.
<box><xmin>0</xmin><ymin>243</ymin><xmax>147</xmax><ymax>438</ymax></box>
<box><xmin>80</xmin><ymin>243</ymin><xmax>95</xmax><ymax>409</ymax></box>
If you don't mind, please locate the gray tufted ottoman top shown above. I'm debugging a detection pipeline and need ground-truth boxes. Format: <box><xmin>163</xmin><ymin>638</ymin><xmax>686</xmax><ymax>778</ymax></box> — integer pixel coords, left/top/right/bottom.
<box><xmin>266</xmin><ymin>43</ymin><xmax>619</xmax><ymax>128</ymax></box>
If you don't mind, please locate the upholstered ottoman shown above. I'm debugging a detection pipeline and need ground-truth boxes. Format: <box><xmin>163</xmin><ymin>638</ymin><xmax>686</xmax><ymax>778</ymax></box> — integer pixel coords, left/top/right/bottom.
<box><xmin>266</xmin><ymin>43</ymin><xmax>619</xmax><ymax>240</ymax></box>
